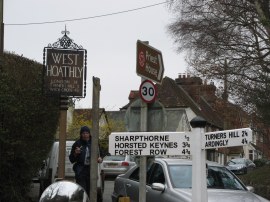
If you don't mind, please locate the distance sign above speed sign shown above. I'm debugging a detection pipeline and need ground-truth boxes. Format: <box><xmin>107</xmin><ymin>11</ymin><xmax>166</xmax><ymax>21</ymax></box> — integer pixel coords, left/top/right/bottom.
<box><xmin>139</xmin><ymin>80</ymin><xmax>157</xmax><ymax>103</ymax></box>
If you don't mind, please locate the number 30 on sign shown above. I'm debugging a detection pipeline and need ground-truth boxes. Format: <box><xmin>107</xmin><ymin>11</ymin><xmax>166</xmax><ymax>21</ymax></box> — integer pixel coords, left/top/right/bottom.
<box><xmin>139</xmin><ymin>80</ymin><xmax>157</xmax><ymax>103</ymax></box>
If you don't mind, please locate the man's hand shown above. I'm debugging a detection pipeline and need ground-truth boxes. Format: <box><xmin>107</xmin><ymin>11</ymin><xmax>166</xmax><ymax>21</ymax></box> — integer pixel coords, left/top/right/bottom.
<box><xmin>74</xmin><ymin>146</ymin><xmax>82</xmax><ymax>156</ymax></box>
<box><xmin>97</xmin><ymin>157</ymin><xmax>103</xmax><ymax>163</ymax></box>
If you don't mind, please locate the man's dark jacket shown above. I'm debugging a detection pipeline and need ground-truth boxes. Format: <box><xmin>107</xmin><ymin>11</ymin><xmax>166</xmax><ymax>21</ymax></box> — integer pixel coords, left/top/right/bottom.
<box><xmin>69</xmin><ymin>139</ymin><xmax>92</xmax><ymax>176</ymax></box>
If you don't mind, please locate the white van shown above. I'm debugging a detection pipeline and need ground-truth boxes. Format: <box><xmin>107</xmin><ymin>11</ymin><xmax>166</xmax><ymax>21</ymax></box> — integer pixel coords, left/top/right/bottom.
<box><xmin>39</xmin><ymin>140</ymin><xmax>104</xmax><ymax>201</ymax></box>
<box><xmin>47</xmin><ymin>140</ymin><xmax>75</xmax><ymax>182</ymax></box>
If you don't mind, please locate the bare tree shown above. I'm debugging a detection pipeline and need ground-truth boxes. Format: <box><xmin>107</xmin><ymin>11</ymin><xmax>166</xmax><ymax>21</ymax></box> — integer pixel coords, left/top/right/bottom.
<box><xmin>168</xmin><ymin>0</ymin><xmax>270</xmax><ymax>122</ymax></box>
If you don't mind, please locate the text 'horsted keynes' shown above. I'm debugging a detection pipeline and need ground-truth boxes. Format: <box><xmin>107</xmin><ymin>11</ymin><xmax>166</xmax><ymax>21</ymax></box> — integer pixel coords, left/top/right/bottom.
<box><xmin>109</xmin><ymin>132</ymin><xmax>191</xmax><ymax>156</ymax></box>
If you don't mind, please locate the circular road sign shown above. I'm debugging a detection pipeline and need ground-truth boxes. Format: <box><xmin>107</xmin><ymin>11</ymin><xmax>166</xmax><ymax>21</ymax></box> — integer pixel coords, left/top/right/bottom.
<box><xmin>139</xmin><ymin>80</ymin><xmax>157</xmax><ymax>103</ymax></box>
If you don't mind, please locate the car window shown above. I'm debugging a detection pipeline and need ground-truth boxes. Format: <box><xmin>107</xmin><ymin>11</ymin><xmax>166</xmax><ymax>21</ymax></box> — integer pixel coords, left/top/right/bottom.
<box><xmin>103</xmin><ymin>155</ymin><xmax>125</xmax><ymax>161</ymax></box>
<box><xmin>129</xmin><ymin>155</ymin><xmax>136</xmax><ymax>162</ymax></box>
<box><xmin>168</xmin><ymin>165</ymin><xmax>192</xmax><ymax>188</ymax></box>
<box><xmin>168</xmin><ymin>165</ymin><xmax>246</xmax><ymax>190</ymax></box>
<box><xmin>148</xmin><ymin>164</ymin><xmax>165</xmax><ymax>184</ymax></box>
<box><xmin>128</xmin><ymin>163</ymin><xmax>163</xmax><ymax>183</ymax></box>
<box><xmin>129</xmin><ymin>167</ymin><xmax>140</xmax><ymax>181</ymax></box>
<box><xmin>227</xmin><ymin>160</ymin><xmax>234</xmax><ymax>165</ymax></box>
<box><xmin>229</xmin><ymin>158</ymin><xmax>245</xmax><ymax>164</ymax></box>
<box><xmin>208</xmin><ymin>166</ymin><xmax>245</xmax><ymax>190</ymax></box>
<box><xmin>247</xmin><ymin>159</ymin><xmax>253</xmax><ymax>165</ymax></box>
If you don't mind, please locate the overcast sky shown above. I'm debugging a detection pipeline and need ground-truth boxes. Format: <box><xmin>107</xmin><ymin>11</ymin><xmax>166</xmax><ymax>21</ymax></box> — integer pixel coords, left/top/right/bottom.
<box><xmin>4</xmin><ymin>0</ymin><xmax>187</xmax><ymax>110</ymax></box>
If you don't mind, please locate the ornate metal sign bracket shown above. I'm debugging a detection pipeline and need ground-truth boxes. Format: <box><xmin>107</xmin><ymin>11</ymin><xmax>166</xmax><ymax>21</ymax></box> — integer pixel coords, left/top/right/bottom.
<box><xmin>48</xmin><ymin>26</ymin><xmax>84</xmax><ymax>49</ymax></box>
<box><xmin>43</xmin><ymin>26</ymin><xmax>87</xmax><ymax>98</ymax></box>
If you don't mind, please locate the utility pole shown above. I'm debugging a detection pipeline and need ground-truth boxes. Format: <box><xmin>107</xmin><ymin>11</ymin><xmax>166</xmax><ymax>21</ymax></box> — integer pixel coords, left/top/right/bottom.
<box><xmin>222</xmin><ymin>58</ymin><xmax>229</xmax><ymax>163</ymax></box>
<box><xmin>222</xmin><ymin>59</ymin><xmax>228</xmax><ymax>101</ymax></box>
<box><xmin>0</xmin><ymin>0</ymin><xmax>3</xmax><ymax>55</ymax></box>
<box><xmin>90</xmin><ymin>77</ymin><xmax>101</xmax><ymax>202</ymax></box>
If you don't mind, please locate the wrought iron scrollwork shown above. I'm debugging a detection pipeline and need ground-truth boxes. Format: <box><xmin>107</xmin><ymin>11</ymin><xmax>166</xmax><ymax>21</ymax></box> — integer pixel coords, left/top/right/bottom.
<box><xmin>47</xmin><ymin>26</ymin><xmax>83</xmax><ymax>49</ymax></box>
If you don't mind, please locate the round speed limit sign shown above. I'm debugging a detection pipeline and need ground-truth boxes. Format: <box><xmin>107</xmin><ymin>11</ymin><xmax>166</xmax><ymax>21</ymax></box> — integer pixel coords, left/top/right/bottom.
<box><xmin>139</xmin><ymin>80</ymin><xmax>157</xmax><ymax>103</ymax></box>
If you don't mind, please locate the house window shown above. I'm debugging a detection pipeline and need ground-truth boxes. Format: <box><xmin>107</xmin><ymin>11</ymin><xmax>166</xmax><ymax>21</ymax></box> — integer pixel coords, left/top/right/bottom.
<box><xmin>207</xmin><ymin>150</ymin><xmax>215</xmax><ymax>161</ymax></box>
<box><xmin>249</xmin><ymin>150</ymin><xmax>253</xmax><ymax>161</ymax></box>
<box><xmin>259</xmin><ymin>134</ymin><xmax>263</xmax><ymax>143</ymax></box>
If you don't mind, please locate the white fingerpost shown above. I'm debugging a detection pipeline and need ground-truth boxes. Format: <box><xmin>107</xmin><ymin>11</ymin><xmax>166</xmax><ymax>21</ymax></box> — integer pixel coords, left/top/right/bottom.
<box><xmin>190</xmin><ymin>116</ymin><xmax>208</xmax><ymax>202</ymax></box>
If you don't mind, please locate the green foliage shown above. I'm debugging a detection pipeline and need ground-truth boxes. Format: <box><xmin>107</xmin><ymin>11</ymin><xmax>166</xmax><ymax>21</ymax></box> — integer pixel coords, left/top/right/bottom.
<box><xmin>99</xmin><ymin>118</ymin><xmax>125</xmax><ymax>155</ymax></box>
<box><xmin>67</xmin><ymin>112</ymin><xmax>92</xmax><ymax>140</ymax></box>
<box><xmin>253</xmin><ymin>159</ymin><xmax>267</xmax><ymax>167</ymax></box>
<box><xmin>238</xmin><ymin>165</ymin><xmax>270</xmax><ymax>200</ymax></box>
<box><xmin>0</xmin><ymin>53</ymin><xmax>59</xmax><ymax>202</ymax></box>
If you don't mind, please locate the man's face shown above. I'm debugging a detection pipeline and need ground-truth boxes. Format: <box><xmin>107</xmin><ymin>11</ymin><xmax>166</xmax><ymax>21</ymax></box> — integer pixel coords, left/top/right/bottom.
<box><xmin>81</xmin><ymin>131</ymin><xmax>90</xmax><ymax>141</ymax></box>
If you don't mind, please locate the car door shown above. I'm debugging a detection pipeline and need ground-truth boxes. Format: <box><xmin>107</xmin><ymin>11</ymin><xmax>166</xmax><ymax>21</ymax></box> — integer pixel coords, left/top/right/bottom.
<box><xmin>125</xmin><ymin>164</ymin><xmax>157</xmax><ymax>202</ymax></box>
<box><xmin>125</xmin><ymin>167</ymin><xmax>140</xmax><ymax>202</ymax></box>
<box><xmin>146</xmin><ymin>163</ymin><xmax>168</xmax><ymax>202</ymax></box>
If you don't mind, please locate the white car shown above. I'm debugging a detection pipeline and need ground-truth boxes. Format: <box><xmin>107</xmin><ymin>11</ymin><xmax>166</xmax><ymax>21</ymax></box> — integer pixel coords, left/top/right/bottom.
<box><xmin>112</xmin><ymin>158</ymin><xmax>269</xmax><ymax>202</ymax></box>
<box><xmin>101</xmin><ymin>155</ymin><xmax>136</xmax><ymax>177</ymax></box>
<box><xmin>226</xmin><ymin>158</ymin><xmax>256</xmax><ymax>174</ymax></box>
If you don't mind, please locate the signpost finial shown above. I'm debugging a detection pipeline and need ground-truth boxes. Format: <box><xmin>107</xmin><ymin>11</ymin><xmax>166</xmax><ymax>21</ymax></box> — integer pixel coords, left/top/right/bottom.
<box><xmin>61</xmin><ymin>25</ymin><xmax>70</xmax><ymax>36</ymax></box>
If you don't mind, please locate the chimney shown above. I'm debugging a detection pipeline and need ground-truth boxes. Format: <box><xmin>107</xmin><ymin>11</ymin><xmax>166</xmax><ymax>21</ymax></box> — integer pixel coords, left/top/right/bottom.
<box><xmin>128</xmin><ymin>90</ymin><xmax>139</xmax><ymax>101</ymax></box>
<box><xmin>175</xmin><ymin>73</ymin><xmax>202</xmax><ymax>85</ymax></box>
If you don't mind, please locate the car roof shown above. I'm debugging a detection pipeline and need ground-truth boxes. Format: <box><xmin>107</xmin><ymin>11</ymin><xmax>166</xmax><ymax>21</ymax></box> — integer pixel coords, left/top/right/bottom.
<box><xmin>155</xmin><ymin>158</ymin><xmax>223</xmax><ymax>167</ymax></box>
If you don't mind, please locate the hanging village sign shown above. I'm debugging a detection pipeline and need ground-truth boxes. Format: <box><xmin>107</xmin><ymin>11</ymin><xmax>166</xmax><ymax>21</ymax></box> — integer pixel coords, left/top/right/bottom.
<box><xmin>43</xmin><ymin>28</ymin><xmax>87</xmax><ymax>97</ymax></box>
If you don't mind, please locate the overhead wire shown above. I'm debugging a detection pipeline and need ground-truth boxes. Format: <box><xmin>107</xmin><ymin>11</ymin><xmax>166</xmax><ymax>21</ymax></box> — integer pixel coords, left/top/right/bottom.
<box><xmin>5</xmin><ymin>1</ymin><xmax>167</xmax><ymax>26</ymax></box>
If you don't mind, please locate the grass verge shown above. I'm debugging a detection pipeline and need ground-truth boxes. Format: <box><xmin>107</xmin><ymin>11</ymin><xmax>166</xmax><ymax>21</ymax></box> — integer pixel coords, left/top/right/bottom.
<box><xmin>238</xmin><ymin>165</ymin><xmax>270</xmax><ymax>200</ymax></box>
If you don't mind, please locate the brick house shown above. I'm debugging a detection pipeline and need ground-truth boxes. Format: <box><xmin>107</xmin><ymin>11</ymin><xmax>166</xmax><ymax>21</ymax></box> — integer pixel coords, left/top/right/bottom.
<box><xmin>175</xmin><ymin>74</ymin><xmax>270</xmax><ymax>161</ymax></box>
<box><xmin>70</xmin><ymin>74</ymin><xmax>270</xmax><ymax>164</ymax></box>
<box><xmin>117</xmin><ymin>75</ymin><xmax>270</xmax><ymax>164</ymax></box>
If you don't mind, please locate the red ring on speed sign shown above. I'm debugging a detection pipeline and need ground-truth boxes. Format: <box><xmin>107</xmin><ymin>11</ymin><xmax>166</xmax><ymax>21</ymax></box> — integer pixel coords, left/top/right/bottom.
<box><xmin>139</xmin><ymin>80</ymin><xmax>157</xmax><ymax>103</ymax></box>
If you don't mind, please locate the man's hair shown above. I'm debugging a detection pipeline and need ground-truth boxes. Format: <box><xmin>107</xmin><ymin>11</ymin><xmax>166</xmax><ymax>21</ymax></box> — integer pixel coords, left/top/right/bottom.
<box><xmin>80</xmin><ymin>126</ymin><xmax>90</xmax><ymax>134</ymax></box>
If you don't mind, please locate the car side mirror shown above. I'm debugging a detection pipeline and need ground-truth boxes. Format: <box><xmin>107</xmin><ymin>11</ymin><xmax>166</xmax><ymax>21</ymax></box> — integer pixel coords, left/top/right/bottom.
<box><xmin>39</xmin><ymin>180</ymin><xmax>89</xmax><ymax>202</ymax></box>
<box><xmin>151</xmin><ymin>183</ymin><xmax>165</xmax><ymax>192</ymax></box>
<box><xmin>246</xmin><ymin>186</ymin><xmax>254</xmax><ymax>193</ymax></box>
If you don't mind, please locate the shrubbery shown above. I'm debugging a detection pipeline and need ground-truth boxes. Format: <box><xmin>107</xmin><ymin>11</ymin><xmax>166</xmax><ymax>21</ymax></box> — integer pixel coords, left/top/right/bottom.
<box><xmin>239</xmin><ymin>165</ymin><xmax>270</xmax><ymax>200</ymax></box>
<box><xmin>253</xmin><ymin>159</ymin><xmax>268</xmax><ymax>167</ymax></box>
<box><xmin>0</xmin><ymin>53</ymin><xmax>59</xmax><ymax>202</ymax></box>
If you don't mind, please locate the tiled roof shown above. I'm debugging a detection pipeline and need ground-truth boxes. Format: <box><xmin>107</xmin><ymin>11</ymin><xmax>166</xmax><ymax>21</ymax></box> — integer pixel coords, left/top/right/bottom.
<box><xmin>158</xmin><ymin>77</ymin><xmax>223</xmax><ymax>128</ymax></box>
<box><xmin>198</xmin><ymin>97</ymin><xmax>223</xmax><ymax>129</ymax></box>
<box><xmin>157</xmin><ymin>77</ymin><xmax>201</xmax><ymax>109</ymax></box>
<box><xmin>121</xmin><ymin>77</ymin><xmax>223</xmax><ymax>128</ymax></box>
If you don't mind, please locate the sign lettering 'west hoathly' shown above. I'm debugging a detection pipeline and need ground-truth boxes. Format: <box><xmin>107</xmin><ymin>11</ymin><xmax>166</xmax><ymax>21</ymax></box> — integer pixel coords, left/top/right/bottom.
<box><xmin>44</xmin><ymin>48</ymin><xmax>86</xmax><ymax>97</ymax></box>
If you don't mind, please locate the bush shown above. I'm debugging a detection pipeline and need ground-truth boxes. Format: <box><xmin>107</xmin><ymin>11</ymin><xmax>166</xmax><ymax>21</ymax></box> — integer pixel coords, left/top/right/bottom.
<box><xmin>253</xmin><ymin>159</ymin><xmax>267</xmax><ymax>167</ymax></box>
<box><xmin>0</xmin><ymin>53</ymin><xmax>59</xmax><ymax>202</ymax></box>
<box><xmin>238</xmin><ymin>164</ymin><xmax>270</xmax><ymax>200</ymax></box>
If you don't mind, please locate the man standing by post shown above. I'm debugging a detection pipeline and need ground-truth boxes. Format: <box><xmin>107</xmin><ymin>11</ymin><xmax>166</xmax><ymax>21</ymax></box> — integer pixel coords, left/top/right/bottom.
<box><xmin>69</xmin><ymin>126</ymin><xmax>102</xmax><ymax>197</ymax></box>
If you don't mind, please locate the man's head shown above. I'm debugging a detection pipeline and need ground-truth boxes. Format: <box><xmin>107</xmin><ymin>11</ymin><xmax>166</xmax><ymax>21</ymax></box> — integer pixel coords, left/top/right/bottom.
<box><xmin>80</xmin><ymin>126</ymin><xmax>91</xmax><ymax>141</ymax></box>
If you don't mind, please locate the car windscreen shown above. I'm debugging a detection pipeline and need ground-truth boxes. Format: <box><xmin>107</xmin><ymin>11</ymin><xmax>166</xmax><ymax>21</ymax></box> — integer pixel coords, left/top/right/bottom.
<box><xmin>103</xmin><ymin>155</ymin><xmax>125</xmax><ymax>161</ymax></box>
<box><xmin>228</xmin><ymin>158</ymin><xmax>245</xmax><ymax>165</ymax></box>
<box><xmin>168</xmin><ymin>165</ymin><xmax>246</xmax><ymax>190</ymax></box>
